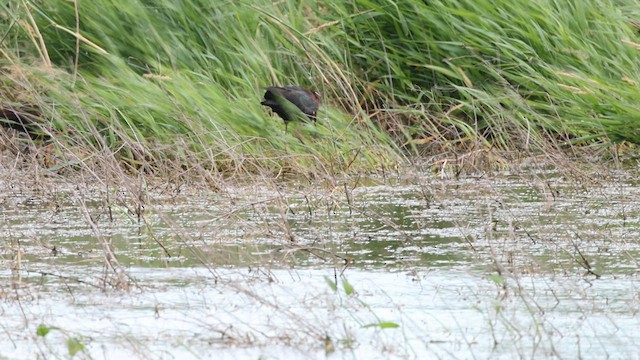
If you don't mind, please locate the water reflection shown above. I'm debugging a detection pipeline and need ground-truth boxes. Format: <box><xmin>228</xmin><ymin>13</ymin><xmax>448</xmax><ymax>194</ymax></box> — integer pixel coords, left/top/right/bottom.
<box><xmin>1</xmin><ymin>171</ymin><xmax>640</xmax><ymax>358</ymax></box>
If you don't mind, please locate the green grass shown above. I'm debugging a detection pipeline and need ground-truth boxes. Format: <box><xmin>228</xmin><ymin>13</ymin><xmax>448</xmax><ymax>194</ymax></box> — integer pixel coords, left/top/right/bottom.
<box><xmin>334</xmin><ymin>0</ymin><xmax>640</xmax><ymax>146</ymax></box>
<box><xmin>1</xmin><ymin>0</ymin><xmax>639</xmax><ymax>178</ymax></box>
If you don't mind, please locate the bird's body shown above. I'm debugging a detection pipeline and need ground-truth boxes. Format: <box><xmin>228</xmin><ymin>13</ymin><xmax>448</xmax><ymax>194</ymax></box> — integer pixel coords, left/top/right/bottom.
<box><xmin>261</xmin><ymin>86</ymin><xmax>320</xmax><ymax>132</ymax></box>
<box><xmin>0</xmin><ymin>104</ymin><xmax>47</xmax><ymax>139</ymax></box>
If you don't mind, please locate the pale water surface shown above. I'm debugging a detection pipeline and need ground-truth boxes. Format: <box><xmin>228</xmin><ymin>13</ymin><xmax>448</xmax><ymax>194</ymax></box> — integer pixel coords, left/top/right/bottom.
<box><xmin>1</xmin><ymin>169</ymin><xmax>639</xmax><ymax>359</ymax></box>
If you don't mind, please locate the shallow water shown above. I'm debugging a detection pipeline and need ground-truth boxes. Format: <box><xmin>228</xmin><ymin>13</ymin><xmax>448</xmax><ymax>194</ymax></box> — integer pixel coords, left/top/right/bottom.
<box><xmin>1</xmin><ymin>169</ymin><xmax>639</xmax><ymax>359</ymax></box>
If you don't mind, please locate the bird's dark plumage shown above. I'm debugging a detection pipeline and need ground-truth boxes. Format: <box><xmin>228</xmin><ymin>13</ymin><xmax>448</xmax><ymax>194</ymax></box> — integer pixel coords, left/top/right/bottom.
<box><xmin>0</xmin><ymin>104</ymin><xmax>48</xmax><ymax>139</ymax></box>
<box><xmin>261</xmin><ymin>86</ymin><xmax>321</xmax><ymax>131</ymax></box>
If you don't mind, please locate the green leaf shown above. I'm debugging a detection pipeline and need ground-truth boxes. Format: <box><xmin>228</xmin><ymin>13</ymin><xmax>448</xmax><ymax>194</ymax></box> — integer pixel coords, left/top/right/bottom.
<box><xmin>323</xmin><ymin>275</ymin><xmax>337</xmax><ymax>292</ymax></box>
<box><xmin>36</xmin><ymin>324</ymin><xmax>51</xmax><ymax>337</ymax></box>
<box><xmin>363</xmin><ymin>322</ymin><xmax>400</xmax><ymax>329</ymax></box>
<box><xmin>67</xmin><ymin>337</ymin><xmax>85</xmax><ymax>357</ymax></box>
<box><xmin>488</xmin><ymin>274</ymin><xmax>505</xmax><ymax>285</ymax></box>
<box><xmin>341</xmin><ymin>278</ymin><xmax>354</xmax><ymax>296</ymax></box>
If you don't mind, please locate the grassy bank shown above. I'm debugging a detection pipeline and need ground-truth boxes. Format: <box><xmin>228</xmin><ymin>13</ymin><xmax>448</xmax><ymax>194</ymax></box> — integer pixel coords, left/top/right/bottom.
<box><xmin>1</xmin><ymin>0</ymin><xmax>639</xmax><ymax>180</ymax></box>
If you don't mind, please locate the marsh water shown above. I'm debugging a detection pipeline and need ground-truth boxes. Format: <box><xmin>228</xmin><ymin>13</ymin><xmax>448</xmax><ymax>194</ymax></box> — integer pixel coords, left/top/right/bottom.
<box><xmin>1</xmin><ymin>168</ymin><xmax>640</xmax><ymax>359</ymax></box>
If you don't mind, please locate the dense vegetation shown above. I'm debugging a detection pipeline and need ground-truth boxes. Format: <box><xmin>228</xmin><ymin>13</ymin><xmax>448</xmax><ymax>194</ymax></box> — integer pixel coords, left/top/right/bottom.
<box><xmin>2</xmin><ymin>0</ymin><xmax>640</xmax><ymax>178</ymax></box>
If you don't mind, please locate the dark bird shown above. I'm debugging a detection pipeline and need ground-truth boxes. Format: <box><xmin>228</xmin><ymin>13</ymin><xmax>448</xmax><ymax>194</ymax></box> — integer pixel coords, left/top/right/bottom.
<box><xmin>0</xmin><ymin>103</ymin><xmax>49</xmax><ymax>140</ymax></box>
<box><xmin>261</xmin><ymin>86</ymin><xmax>321</xmax><ymax>132</ymax></box>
